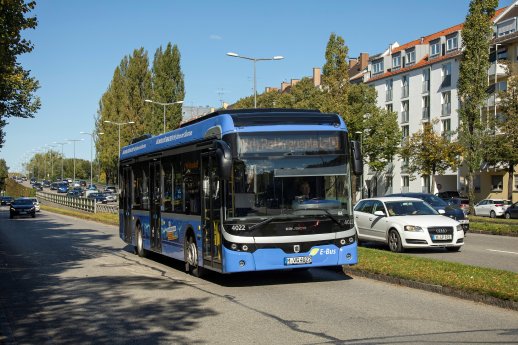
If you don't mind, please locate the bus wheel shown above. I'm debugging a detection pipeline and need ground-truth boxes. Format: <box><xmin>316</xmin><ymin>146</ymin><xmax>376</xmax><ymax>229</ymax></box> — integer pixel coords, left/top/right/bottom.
<box><xmin>136</xmin><ymin>224</ymin><xmax>146</xmax><ymax>258</ymax></box>
<box><xmin>185</xmin><ymin>236</ymin><xmax>203</xmax><ymax>277</ymax></box>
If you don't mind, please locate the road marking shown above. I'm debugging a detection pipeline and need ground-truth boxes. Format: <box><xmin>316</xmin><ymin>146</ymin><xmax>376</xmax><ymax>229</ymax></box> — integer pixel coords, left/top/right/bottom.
<box><xmin>486</xmin><ymin>249</ymin><xmax>518</xmax><ymax>255</ymax></box>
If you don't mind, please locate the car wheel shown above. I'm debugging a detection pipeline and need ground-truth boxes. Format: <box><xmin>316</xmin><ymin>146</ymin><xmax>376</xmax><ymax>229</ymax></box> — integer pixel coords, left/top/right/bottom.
<box><xmin>388</xmin><ymin>229</ymin><xmax>404</xmax><ymax>253</ymax></box>
<box><xmin>31</xmin><ymin>213</ymin><xmax>35</xmax><ymax>218</ymax></box>
<box><xmin>136</xmin><ymin>224</ymin><xmax>146</xmax><ymax>258</ymax></box>
<box><xmin>446</xmin><ymin>246</ymin><xmax>461</xmax><ymax>252</ymax></box>
<box><xmin>505</xmin><ymin>212</ymin><xmax>511</xmax><ymax>219</ymax></box>
<box><xmin>490</xmin><ymin>210</ymin><xmax>496</xmax><ymax>218</ymax></box>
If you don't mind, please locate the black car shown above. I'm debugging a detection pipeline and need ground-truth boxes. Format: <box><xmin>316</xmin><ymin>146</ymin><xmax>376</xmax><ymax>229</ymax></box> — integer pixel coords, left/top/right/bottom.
<box><xmin>87</xmin><ymin>193</ymin><xmax>107</xmax><ymax>204</ymax></box>
<box><xmin>1</xmin><ymin>196</ymin><xmax>14</xmax><ymax>206</ymax></box>
<box><xmin>386</xmin><ymin>192</ymin><xmax>469</xmax><ymax>233</ymax></box>
<box><xmin>67</xmin><ymin>190</ymin><xmax>81</xmax><ymax>198</ymax></box>
<box><xmin>32</xmin><ymin>182</ymin><xmax>43</xmax><ymax>191</ymax></box>
<box><xmin>10</xmin><ymin>198</ymin><xmax>36</xmax><ymax>219</ymax></box>
<box><xmin>504</xmin><ymin>202</ymin><xmax>518</xmax><ymax>219</ymax></box>
<box><xmin>436</xmin><ymin>190</ymin><xmax>461</xmax><ymax>200</ymax></box>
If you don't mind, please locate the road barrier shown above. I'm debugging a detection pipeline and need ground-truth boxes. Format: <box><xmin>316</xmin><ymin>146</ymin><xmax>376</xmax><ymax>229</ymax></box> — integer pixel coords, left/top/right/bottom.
<box><xmin>36</xmin><ymin>191</ymin><xmax>118</xmax><ymax>214</ymax></box>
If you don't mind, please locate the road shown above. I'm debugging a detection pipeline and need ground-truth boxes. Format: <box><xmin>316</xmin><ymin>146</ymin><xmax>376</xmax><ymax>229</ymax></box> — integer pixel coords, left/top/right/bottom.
<box><xmin>0</xmin><ymin>208</ymin><xmax>517</xmax><ymax>344</ymax></box>
<box><xmin>362</xmin><ymin>232</ymin><xmax>518</xmax><ymax>273</ymax></box>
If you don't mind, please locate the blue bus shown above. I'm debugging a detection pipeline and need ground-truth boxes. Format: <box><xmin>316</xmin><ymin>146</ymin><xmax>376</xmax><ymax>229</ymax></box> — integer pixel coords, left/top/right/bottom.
<box><xmin>119</xmin><ymin>109</ymin><xmax>363</xmax><ymax>276</ymax></box>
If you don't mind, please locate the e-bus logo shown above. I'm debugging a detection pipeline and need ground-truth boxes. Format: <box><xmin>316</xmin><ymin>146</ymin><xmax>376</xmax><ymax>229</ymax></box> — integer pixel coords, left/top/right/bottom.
<box><xmin>309</xmin><ymin>248</ymin><xmax>337</xmax><ymax>256</ymax></box>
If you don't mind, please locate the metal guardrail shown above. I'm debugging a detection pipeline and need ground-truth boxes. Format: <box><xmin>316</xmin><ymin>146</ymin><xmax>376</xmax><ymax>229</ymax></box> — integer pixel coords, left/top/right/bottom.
<box><xmin>36</xmin><ymin>191</ymin><xmax>118</xmax><ymax>214</ymax></box>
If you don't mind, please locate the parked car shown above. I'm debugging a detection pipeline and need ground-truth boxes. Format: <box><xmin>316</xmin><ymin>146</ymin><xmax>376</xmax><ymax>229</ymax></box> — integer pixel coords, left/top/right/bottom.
<box><xmin>354</xmin><ymin>197</ymin><xmax>464</xmax><ymax>253</ymax></box>
<box><xmin>474</xmin><ymin>199</ymin><xmax>511</xmax><ymax>218</ymax></box>
<box><xmin>386</xmin><ymin>192</ymin><xmax>469</xmax><ymax>233</ymax></box>
<box><xmin>0</xmin><ymin>196</ymin><xmax>14</xmax><ymax>206</ymax></box>
<box><xmin>10</xmin><ymin>198</ymin><xmax>36</xmax><ymax>219</ymax></box>
<box><xmin>87</xmin><ymin>192</ymin><xmax>107</xmax><ymax>204</ymax></box>
<box><xmin>504</xmin><ymin>201</ymin><xmax>518</xmax><ymax>219</ymax></box>
<box><xmin>24</xmin><ymin>197</ymin><xmax>40</xmax><ymax>212</ymax></box>
<box><xmin>446</xmin><ymin>197</ymin><xmax>470</xmax><ymax>215</ymax></box>
<box><xmin>436</xmin><ymin>190</ymin><xmax>461</xmax><ymax>200</ymax></box>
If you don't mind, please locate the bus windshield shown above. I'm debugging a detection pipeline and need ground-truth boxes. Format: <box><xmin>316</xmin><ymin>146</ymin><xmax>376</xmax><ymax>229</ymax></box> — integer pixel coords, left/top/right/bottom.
<box><xmin>226</xmin><ymin>154</ymin><xmax>351</xmax><ymax>220</ymax></box>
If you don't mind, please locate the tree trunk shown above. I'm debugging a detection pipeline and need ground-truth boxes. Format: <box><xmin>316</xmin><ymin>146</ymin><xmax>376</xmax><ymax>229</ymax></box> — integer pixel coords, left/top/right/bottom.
<box><xmin>508</xmin><ymin>161</ymin><xmax>515</xmax><ymax>201</ymax></box>
<box><xmin>467</xmin><ymin>171</ymin><xmax>475</xmax><ymax>215</ymax></box>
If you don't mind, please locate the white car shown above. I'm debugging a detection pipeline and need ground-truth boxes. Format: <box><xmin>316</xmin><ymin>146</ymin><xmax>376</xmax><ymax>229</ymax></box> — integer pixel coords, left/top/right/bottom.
<box><xmin>473</xmin><ymin>199</ymin><xmax>511</xmax><ymax>218</ymax></box>
<box><xmin>354</xmin><ymin>197</ymin><xmax>464</xmax><ymax>253</ymax></box>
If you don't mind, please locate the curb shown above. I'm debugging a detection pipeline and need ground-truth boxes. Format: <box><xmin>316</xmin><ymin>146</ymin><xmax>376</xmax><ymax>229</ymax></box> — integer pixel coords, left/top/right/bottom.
<box><xmin>343</xmin><ymin>268</ymin><xmax>518</xmax><ymax>312</ymax></box>
<box><xmin>468</xmin><ymin>230</ymin><xmax>518</xmax><ymax>237</ymax></box>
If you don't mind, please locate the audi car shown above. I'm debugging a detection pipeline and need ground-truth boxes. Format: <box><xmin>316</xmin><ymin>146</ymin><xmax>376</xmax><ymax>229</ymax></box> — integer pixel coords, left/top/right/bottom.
<box><xmin>10</xmin><ymin>198</ymin><xmax>36</xmax><ymax>219</ymax></box>
<box><xmin>354</xmin><ymin>197</ymin><xmax>464</xmax><ymax>253</ymax></box>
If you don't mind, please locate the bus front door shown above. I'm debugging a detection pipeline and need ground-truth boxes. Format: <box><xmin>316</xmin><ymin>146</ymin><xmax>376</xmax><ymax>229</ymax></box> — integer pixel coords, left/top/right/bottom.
<box><xmin>149</xmin><ymin>161</ymin><xmax>162</xmax><ymax>252</ymax></box>
<box><xmin>201</xmin><ymin>152</ymin><xmax>222</xmax><ymax>270</ymax></box>
<box><xmin>122</xmin><ymin>167</ymin><xmax>132</xmax><ymax>243</ymax></box>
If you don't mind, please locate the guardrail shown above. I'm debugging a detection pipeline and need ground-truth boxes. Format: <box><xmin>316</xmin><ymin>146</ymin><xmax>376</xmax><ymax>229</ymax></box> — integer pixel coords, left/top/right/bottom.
<box><xmin>36</xmin><ymin>191</ymin><xmax>118</xmax><ymax>214</ymax></box>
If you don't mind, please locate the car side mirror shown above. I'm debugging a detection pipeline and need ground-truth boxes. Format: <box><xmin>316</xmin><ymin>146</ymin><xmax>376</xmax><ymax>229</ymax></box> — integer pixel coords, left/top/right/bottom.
<box><xmin>373</xmin><ymin>210</ymin><xmax>385</xmax><ymax>217</ymax></box>
<box><xmin>438</xmin><ymin>209</ymin><xmax>446</xmax><ymax>214</ymax></box>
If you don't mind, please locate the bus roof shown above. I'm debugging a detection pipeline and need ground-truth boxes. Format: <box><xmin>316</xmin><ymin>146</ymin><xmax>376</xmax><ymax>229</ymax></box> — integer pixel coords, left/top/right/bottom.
<box><xmin>120</xmin><ymin>108</ymin><xmax>347</xmax><ymax>160</ymax></box>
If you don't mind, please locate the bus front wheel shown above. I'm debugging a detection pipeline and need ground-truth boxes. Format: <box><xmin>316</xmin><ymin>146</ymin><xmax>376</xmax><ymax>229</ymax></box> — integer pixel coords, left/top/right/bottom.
<box><xmin>185</xmin><ymin>235</ymin><xmax>203</xmax><ymax>277</ymax></box>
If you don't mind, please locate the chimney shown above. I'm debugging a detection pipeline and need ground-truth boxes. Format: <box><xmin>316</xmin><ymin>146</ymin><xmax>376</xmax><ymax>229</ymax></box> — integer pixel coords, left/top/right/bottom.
<box><xmin>281</xmin><ymin>81</ymin><xmax>290</xmax><ymax>92</ymax></box>
<box><xmin>389</xmin><ymin>44</ymin><xmax>393</xmax><ymax>54</ymax></box>
<box><xmin>420</xmin><ymin>36</ymin><xmax>424</xmax><ymax>44</ymax></box>
<box><xmin>313</xmin><ymin>67</ymin><xmax>321</xmax><ymax>87</ymax></box>
<box><xmin>359</xmin><ymin>53</ymin><xmax>369</xmax><ymax>70</ymax></box>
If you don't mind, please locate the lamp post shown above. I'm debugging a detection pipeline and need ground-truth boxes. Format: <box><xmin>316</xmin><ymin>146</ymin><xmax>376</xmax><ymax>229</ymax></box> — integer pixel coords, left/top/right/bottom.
<box><xmin>144</xmin><ymin>99</ymin><xmax>184</xmax><ymax>134</ymax></box>
<box><xmin>80</xmin><ymin>131</ymin><xmax>103</xmax><ymax>188</ymax></box>
<box><xmin>103</xmin><ymin>120</ymin><xmax>135</xmax><ymax>184</ymax></box>
<box><xmin>355</xmin><ymin>131</ymin><xmax>364</xmax><ymax>199</ymax></box>
<box><xmin>46</xmin><ymin>145</ymin><xmax>56</xmax><ymax>180</ymax></box>
<box><xmin>54</xmin><ymin>142</ymin><xmax>68</xmax><ymax>181</ymax></box>
<box><xmin>226</xmin><ymin>52</ymin><xmax>284</xmax><ymax>108</ymax></box>
<box><xmin>67</xmin><ymin>139</ymin><xmax>84</xmax><ymax>184</ymax></box>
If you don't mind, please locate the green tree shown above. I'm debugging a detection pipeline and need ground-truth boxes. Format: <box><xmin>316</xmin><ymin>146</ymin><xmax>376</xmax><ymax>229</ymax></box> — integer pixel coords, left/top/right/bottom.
<box><xmin>321</xmin><ymin>33</ymin><xmax>349</xmax><ymax>119</ymax></box>
<box><xmin>458</xmin><ymin>0</ymin><xmax>498</xmax><ymax>211</ymax></box>
<box><xmin>151</xmin><ymin>43</ymin><xmax>185</xmax><ymax>132</ymax></box>
<box><xmin>484</xmin><ymin>64</ymin><xmax>518</xmax><ymax>200</ymax></box>
<box><xmin>0</xmin><ymin>0</ymin><xmax>40</xmax><ymax>148</ymax></box>
<box><xmin>0</xmin><ymin>159</ymin><xmax>9</xmax><ymax>192</ymax></box>
<box><xmin>400</xmin><ymin>120</ymin><xmax>464</xmax><ymax>193</ymax></box>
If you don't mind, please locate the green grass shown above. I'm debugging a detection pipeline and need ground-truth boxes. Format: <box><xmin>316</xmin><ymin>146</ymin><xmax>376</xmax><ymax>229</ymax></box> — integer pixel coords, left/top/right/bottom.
<box><xmin>41</xmin><ymin>205</ymin><xmax>118</xmax><ymax>226</ymax></box>
<box><xmin>468</xmin><ymin>215</ymin><xmax>518</xmax><ymax>236</ymax></box>
<box><xmin>5</xmin><ymin>179</ymin><xmax>35</xmax><ymax>198</ymax></box>
<box><xmin>349</xmin><ymin>247</ymin><xmax>518</xmax><ymax>302</ymax></box>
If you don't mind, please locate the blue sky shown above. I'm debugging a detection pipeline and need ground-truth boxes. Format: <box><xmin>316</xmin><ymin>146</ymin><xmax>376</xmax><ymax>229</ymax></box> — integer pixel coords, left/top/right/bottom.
<box><xmin>3</xmin><ymin>0</ymin><xmax>514</xmax><ymax>173</ymax></box>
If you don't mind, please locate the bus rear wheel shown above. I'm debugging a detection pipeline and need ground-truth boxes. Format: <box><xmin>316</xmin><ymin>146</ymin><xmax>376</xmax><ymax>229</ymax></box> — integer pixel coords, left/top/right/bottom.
<box><xmin>185</xmin><ymin>236</ymin><xmax>203</xmax><ymax>277</ymax></box>
<box><xmin>136</xmin><ymin>224</ymin><xmax>146</xmax><ymax>258</ymax></box>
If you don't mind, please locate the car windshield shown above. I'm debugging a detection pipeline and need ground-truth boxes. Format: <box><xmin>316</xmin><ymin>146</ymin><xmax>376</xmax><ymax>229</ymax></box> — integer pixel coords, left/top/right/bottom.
<box><xmin>385</xmin><ymin>201</ymin><xmax>438</xmax><ymax>216</ymax></box>
<box><xmin>419</xmin><ymin>194</ymin><xmax>448</xmax><ymax>207</ymax></box>
<box><xmin>13</xmin><ymin>199</ymin><xmax>34</xmax><ymax>206</ymax></box>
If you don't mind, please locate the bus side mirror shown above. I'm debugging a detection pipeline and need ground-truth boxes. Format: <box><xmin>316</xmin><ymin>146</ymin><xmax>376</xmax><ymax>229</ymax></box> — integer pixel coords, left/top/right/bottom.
<box><xmin>351</xmin><ymin>140</ymin><xmax>363</xmax><ymax>176</ymax></box>
<box><xmin>214</xmin><ymin>140</ymin><xmax>232</xmax><ymax>180</ymax></box>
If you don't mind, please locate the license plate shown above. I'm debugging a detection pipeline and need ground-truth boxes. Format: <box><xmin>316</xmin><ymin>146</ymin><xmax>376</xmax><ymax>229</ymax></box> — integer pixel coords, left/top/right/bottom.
<box><xmin>432</xmin><ymin>234</ymin><xmax>452</xmax><ymax>240</ymax></box>
<box><xmin>19</xmin><ymin>211</ymin><xmax>26</xmax><ymax>214</ymax></box>
<box><xmin>285</xmin><ymin>256</ymin><xmax>312</xmax><ymax>265</ymax></box>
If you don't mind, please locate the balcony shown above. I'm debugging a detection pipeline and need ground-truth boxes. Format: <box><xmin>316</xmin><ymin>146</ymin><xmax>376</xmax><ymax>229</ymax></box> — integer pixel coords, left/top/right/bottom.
<box><xmin>401</xmin><ymin>86</ymin><xmax>409</xmax><ymax>98</ymax></box>
<box><xmin>422</xmin><ymin>81</ymin><xmax>429</xmax><ymax>94</ymax></box>
<box><xmin>422</xmin><ymin>107</ymin><xmax>430</xmax><ymax>120</ymax></box>
<box><xmin>441</xmin><ymin>75</ymin><xmax>451</xmax><ymax>88</ymax></box>
<box><xmin>401</xmin><ymin>111</ymin><xmax>409</xmax><ymax>123</ymax></box>
<box><xmin>488</xmin><ymin>62</ymin><xmax>507</xmax><ymax>77</ymax></box>
<box><xmin>442</xmin><ymin>103</ymin><xmax>451</xmax><ymax>116</ymax></box>
<box><xmin>485</xmin><ymin>95</ymin><xmax>500</xmax><ymax>107</ymax></box>
<box><xmin>386</xmin><ymin>90</ymin><xmax>393</xmax><ymax>102</ymax></box>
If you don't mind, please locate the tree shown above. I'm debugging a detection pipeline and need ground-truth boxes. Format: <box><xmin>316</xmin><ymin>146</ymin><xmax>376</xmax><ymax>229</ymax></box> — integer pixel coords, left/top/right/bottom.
<box><xmin>400</xmin><ymin>119</ymin><xmax>464</xmax><ymax>193</ymax></box>
<box><xmin>0</xmin><ymin>0</ymin><xmax>40</xmax><ymax>148</ymax></box>
<box><xmin>321</xmin><ymin>33</ymin><xmax>349</xmax><ymax>119</ymax></box>
<box><xmin>0</xmin><ymin>159</ymin><xmax>9</xmax><ymax>192</ymax></box>
<box><xmin>458</xmin><ymin>0</ymin><xmax>498</xmax><ymax>212</ymax></box>
<box><xmin>483</xmin><ymin>64</ymin><xmax>518</xmax><ymax>200</ymax></box>
<box><xmin>152</xmin><ymin>43</ymin><xmax>185</xmax><ymax>131</ymax></box>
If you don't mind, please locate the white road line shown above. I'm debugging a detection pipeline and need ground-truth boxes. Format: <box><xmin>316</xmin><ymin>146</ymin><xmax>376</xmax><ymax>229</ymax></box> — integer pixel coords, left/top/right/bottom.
<box><xmin>486</xmin><ymin>249</ymin><xmax>518</xmax><ymax>255</ymax></box>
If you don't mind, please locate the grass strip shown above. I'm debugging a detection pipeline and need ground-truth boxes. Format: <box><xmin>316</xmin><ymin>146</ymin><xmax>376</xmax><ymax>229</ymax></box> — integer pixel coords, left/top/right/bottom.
<box><xmin>348</xmin><ymin>247</ymin><xmax>518</xmax><ymax>302</ymax></box>
<box><xmin>41</xmin><ymin>205</ymin><xmax>118</xmax><ymax>226</ymax></box>
<box><xmin>467</xmin><ymin>216</ymin><xmax>518</xmax><ymax>236</ymax></box>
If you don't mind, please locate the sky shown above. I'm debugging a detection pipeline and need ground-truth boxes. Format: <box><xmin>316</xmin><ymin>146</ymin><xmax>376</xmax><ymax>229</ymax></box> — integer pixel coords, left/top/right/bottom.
<box><xmin>3</xmin><ymin>0</ymin><xmax>514</xmax><ymax>173</ymax></box>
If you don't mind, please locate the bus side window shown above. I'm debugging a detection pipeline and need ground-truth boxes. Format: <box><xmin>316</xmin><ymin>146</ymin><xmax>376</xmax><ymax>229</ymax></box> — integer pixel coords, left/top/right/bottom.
<box><xmin>173</xmin><ymin>160</ymin><xmax>183</xmax><ymax>213</ymax></box>
<box><xmin>163</xmin><ymin>160</ymin><xmax>173</xmax><ymax>212</ymax></box>
<box><xmin>133</xmin><ymin>165</ymin><xmax>143</xmax><ymax>210</ymax></box>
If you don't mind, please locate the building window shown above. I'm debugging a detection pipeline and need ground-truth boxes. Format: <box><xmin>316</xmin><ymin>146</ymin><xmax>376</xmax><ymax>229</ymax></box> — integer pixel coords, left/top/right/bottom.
<box><xmin>491</xmin><ymin>175</ymin><xmax>503</xmax><ymax>191</ymax></box>
<box><xmin>401</xmin><ymin>75</ymin><xmax>409</xmax><ymax>98</ymax></box>
<box><xmin>430</xmin><ymin>40</ymin><xmax>441</xmax><ymax>57</ymax></box>
<box><xmin>422</xmin><ymin>96</ymin><xmax>430</xmax><ymax>120</ymax></box>
<box><xmin>446</xmin><ymin>34</ymin><xmax>458</xmax><ymax>51</ymax></box>
<box><xmin>392</xmin><ymin>54</ymin><xmax>401</xmax><ymax>69</ymax></box>
<box><xmin>422</xmin><ymin>175</ymin><xmax>430</xmax><ymax>193</ymax></box>
<box><xmin>385</xmin><ymin>176</ymin><xmax>393</xmax><ymax>194</ymax></box>
<box><xmin>442</xmin><ymin>63</ymin><xmax>451</xmax><ymax>88</ymax></box>
<box><xmin>401</xmin><ymin>101</ymin><xmax>409</xmax><ymax>123</ymax></box>
<box><xmin>422</xmin><ymin>69</ymin><xmax>430</xmax><ymax>93</ymax></box>
<box><xmin>442</xmin><ymin>119</ymin><xmax>451</xmax><ymax>141</ymax></box>
<box><xmin>386</xmin><ymin>103</ymin><xmax>393</xmax><ymax>112</ymax></box>
<box><xmin>402</xmin><ymin>175</ymin><xmax>410</xmax><ymax>192</ymax></box>
<box><xmin>442</xmin><ymin>91</ymin><xmax>451</xmax><ymax>116</ymax></box>
<box><xmin>402</xmin><ymin>125</ymin><xmax>409</xmax><ymax>141</ymax></box>
<box><xmin>386</xmin><ymin>79</ymin><xmax>393</xmax><ymax>101</ymax></box>
<box><xmin>406</xmin><ymin>49</ymin><xmax>416</xmax><ymax>65</ymax></box>
<box><xmin>373</xmin><ymin>59</ymin><xmax>384</xmax><ymax>74</ymax></box>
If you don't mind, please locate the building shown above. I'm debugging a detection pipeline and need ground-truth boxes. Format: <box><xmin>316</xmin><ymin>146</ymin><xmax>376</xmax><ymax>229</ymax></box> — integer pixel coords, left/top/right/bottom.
<box><xmin>364</xmin><ymin>4</ymin><xmax>518</xmax><ymax>202</ymax></box>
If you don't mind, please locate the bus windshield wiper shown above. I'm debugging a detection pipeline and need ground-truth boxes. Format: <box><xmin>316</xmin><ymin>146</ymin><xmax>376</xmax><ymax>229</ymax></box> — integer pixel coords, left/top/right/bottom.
<box><xmin>248</xmin><ymin>215</ymin><xmax>295</xmax><ymax>231</ymax></box>
<box><xmin>294</xmin><ymin>208</ymin><xmax>343</xmax><ymax>227</ymax></box>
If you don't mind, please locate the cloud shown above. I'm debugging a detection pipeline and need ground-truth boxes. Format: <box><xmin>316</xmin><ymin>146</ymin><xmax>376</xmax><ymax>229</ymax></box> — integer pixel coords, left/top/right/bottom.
<box><xmin>209</xmin><ymin>34</ymin><xmax>222</xmax><ymax>40</ymax></box>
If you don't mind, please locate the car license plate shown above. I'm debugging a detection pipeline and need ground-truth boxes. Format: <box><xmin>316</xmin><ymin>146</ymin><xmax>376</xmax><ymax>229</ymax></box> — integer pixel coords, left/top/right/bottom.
<box><xmin>285</xmin><ymin>256</ymin><xmax>312</xmax><ymax>265</ymax></box>
<box><xmin>19</xmin><ymin>211</ymin><xmax>26</xmax><ymax>214</ymax></box>
<box><xmin>432</xmin><ymin>234</ymin><xmax>452</xmax><ymax>240</ymax></box>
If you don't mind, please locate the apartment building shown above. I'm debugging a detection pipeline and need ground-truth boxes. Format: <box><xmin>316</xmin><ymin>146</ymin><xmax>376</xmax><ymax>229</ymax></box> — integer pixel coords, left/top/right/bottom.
<box><xmin>364</xmin><ymin>4</ymin><xmax>518</xmax><ymax>202</ymax></box>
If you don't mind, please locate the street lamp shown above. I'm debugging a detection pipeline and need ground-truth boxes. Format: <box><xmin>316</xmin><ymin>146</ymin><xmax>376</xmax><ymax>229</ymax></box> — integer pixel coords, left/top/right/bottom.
<box><xmin>67</xmin><ymin>139</ymin><xmax>84</xmax><ymax>184</ymax></box>
<box><xmin>103</xmin><ymin>120</ymin><xmax>135</xmax><ymax>184</ymax></box>
<box><xmin>144</xmin><ymin>99</ymin><xmax>184</xmax><ymax>134</ymax></box>
<box><xmin>81</xmin><ymin>131</ymin><xmax>103</xmax><ymax>188</ymax></box>
<box><xmin>46</xmin><ymin>144</ymin><xmax>56</xmax><ymax>180</ymax></box>
<box><xmin>54</xmin><ymin>142</ymin><xmax>68</xmax><ymax>182</ymax></box>
<box><xmin>355</xmin><ymin>131</ymin><xmax>364</xmax><ymax>199</ymax></box>
<box><xmin>226</xmin><ymin>52</ymin><xmax>284</xmax><ymax>108</ymax></box>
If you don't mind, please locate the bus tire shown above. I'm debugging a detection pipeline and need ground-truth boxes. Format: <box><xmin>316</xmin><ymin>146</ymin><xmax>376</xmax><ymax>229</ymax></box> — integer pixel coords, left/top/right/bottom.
<box><xmin>136</xmin><ymin>224</ymin><xmax>146</xmax><ymax>258</ymax></box>
<box><xmin>185</xmin><ymin>235</ymin><xmax>203</xmax><ymax>277</ymax></box>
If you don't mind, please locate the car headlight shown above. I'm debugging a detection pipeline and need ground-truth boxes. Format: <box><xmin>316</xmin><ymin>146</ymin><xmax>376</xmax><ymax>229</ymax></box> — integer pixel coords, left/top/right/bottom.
<box><xmin>456</xmin><ymin>224</ymin><xmax>463</xmax><ymax>232</ymax></box>
<box><xmin>10</xmin><ymin>207</ymin><xmax>14</xmax><ymax>211</ymax></box>
<box><xmin>404</xmin><ymin>225</ymin><xmax>424</xmax><ymax>232</ymax></box>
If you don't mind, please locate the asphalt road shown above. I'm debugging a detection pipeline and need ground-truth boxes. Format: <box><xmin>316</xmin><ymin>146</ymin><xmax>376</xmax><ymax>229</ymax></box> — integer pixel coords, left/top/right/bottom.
<box><xmin>0</xmin><ymin>207</ymin><xmax>517</xmax><ymax>344</ymax></box>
